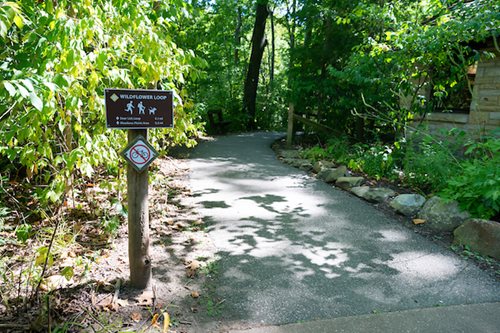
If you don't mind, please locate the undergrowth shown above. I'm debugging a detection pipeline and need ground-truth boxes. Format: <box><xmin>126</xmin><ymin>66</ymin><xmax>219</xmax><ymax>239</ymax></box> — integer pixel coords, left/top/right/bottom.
<box><xmin>300</xmin><ymin>128</ymin><xmax>500</xmax><ymax>220</ymax></box>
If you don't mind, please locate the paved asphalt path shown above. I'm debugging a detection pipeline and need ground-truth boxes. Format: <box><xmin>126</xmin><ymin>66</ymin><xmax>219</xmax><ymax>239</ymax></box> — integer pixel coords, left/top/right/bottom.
<box><xmin>188</xmin><ymin>132</ymin><xmax>500</xmax><ymax>330</ymax></box>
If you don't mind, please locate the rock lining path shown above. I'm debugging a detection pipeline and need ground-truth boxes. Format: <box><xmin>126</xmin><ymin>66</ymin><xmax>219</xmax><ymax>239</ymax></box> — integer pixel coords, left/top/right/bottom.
<box><xmin>188</xmin><ymin>132</ymin><xmax>500</xmax><ymax>331</ymax></box>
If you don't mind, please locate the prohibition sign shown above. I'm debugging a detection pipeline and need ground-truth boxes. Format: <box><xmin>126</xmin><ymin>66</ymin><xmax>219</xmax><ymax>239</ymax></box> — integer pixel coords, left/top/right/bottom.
<box><xmin>130</xmin><ymin>144</ymin><xmax>150</xmax><ymax>165</ymax></box>
<box><xmin>120</xmin><ymin>135</ymin><xmax>159</xmax><ymax>173</ymax></box>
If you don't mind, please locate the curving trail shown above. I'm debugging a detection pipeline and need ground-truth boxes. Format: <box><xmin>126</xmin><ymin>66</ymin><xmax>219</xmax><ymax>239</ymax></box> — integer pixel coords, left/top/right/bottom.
<box><xmin>188</xmin><ymin>132</ymin><xmax>500</xmax><ymax>331</ymax></box>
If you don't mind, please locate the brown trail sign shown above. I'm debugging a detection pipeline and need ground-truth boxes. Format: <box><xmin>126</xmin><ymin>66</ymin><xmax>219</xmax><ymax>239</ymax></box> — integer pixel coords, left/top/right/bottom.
<box><xmin>105</xmin><ymin>88</ymin><xmax>174</xmax><ymax>289</ymax></box>
<box><xmin>105</xmin><ymin>88</ymin><xmax>173</xmax><ymax>129</ymax></box>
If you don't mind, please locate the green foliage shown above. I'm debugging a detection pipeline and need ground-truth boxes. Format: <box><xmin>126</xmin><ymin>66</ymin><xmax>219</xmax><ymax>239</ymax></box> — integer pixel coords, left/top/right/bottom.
<box><xmin>300</xmin><ymin>146</ymin><xmax>329</xmax><ymax>162</ymax></box>
<box><xmin>15</xmin><ymin>223</ymin><xmax>32</xmax><ymax>243</ymax></box>
<box><xmin>400</xmin><ymin>133</ymin><xmax>462</xmax><ymax>193</ymax></box>
<box><xmin>35</xmin><ymin>245</ymin><xmax>53</xmax><ymax>267</ymax></box>
<box><xmin>356</xmin><ymin>144</ymin><xmax>397</xmax><ymax>181</ymax></box>
<box><xmin>302</xmin><ymin>128</ymin><xmax>499</xmax><ymax>219</ymax></box>
<box><xmin>324</xmin><ymin>137</ymin><xmax>352</xmax><ymax>164</ymax></box>
<box><xmin>0</xmin><ymin>0</ymin><xmax>204</xmax><ymax>207</ymax></box>
<box><xmin>441</xmin><ymin>136</ymin><xmax>500</xmax><ymax>219</ymax></box>
<box><xmin>286</xmin><ymin>0</ymin><xmax>499</xmax><ymax>139</ymax></box>
<box><xmin>60</xmin><ymin>266</ymin><xmax>74</xmax><ymax>281</ymax></box>
<box><xmin>101</xmin><ymin>215</ymin><xmax>121</xmax><ymax>236</ymax></box>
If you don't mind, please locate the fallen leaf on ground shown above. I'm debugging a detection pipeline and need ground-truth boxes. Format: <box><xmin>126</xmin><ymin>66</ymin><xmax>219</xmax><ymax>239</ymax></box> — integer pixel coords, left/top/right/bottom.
<box><xmin>163</xmin><ymin>312</ymin><xmax>170</xmax><ymax>333</ymax></box>
<box><xmin>413</xmin><ymin>219</ymin><xmax>426</xmax><ymax>225</ymax></box>
<box><xmin>186</xmin><ymin>260</ymin><xmax>200</xmax><ymax>270</ymax></box>
<box><xmin>151</xmin><ymin>313</ymin><xmax>160</xmax><ymax>327</ymax></box>
<box><xmin>186</xmin><ymin>269</ymin><xmax>196</xmax><ymax>278</ymax></box>
<box><xmin>172</xmin><ymin>222</ymin><xmax>186</xmax><ymax>231</ymax></box>
<box><xmin>116</xmin><ymin>299</ymin><xmax>129</xmax><ymax>307</ymax></box>
<box><xmin>104</xmin><ymin>301</ymin><xmax>118</xmax><ymax>312</ymax></box>
<box><xmin>135</xmin><ymin>291</ymin><xmax>154</xmax><ymax>305</ymax></box>
<box><xmin>191</xmin><ymin>291</ymin><xmax>200</xmax><ymax>298</ymax></box>
<box><xmin>130</xmin><ymin>312</ymin><xmax>142</xmax><ymax>322</ymax></box>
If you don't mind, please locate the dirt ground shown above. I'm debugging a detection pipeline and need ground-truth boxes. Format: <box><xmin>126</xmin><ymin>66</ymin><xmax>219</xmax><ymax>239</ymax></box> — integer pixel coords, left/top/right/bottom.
<box><xmin>0</xmin><ymin>156</ymin><xmax>218</xmax><ymax>332</ymax></box>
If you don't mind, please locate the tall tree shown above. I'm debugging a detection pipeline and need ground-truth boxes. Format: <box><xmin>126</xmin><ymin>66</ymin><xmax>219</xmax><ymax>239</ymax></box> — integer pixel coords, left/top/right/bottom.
<box><xmin>243</xmin><ymin>0</ymin><xmax>269</xmax><ymax>129</ymax></box>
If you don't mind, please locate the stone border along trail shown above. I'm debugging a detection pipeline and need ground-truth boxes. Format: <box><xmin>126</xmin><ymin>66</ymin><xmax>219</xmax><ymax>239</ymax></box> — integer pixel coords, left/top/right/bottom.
<box><xmin>187</xmin><ymin>132</ymin><xmax>500</xmax><ymax>332</ymax></box>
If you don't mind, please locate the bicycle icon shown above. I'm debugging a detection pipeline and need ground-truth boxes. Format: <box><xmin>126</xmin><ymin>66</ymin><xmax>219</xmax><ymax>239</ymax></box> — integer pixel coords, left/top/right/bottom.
<box><xmin>129</xmin><ymin>144</ymin><xmax>151</xmax><ymax>165</ymax></box>
<box><xmin>131</xmin><ymin>148</ymin><xmax>148</xmax><ymax>160</ymax></box>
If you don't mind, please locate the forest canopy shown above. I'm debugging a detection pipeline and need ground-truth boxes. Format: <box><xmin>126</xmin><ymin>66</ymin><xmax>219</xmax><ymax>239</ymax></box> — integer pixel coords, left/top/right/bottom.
<box><xmin>0</xmin><ymin>0</ymin><xmax>499</xmax><ymax>207</ymax></box>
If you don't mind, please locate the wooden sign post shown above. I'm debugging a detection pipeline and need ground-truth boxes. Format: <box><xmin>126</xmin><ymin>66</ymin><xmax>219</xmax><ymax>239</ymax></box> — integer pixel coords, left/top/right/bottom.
<box><xmin>105</xmin><ymin>89</ymin><xmax>173</xmax><ymax>289</ymax></box>
<box><xmin>126</xmin><ymin>129</ymin><xmax>151</xmax><ymax>288</ymax></box>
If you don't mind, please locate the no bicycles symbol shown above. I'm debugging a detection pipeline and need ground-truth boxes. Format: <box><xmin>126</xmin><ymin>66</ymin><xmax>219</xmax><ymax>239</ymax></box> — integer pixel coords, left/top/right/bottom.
<box><xmin>130</xmin><ymin>144</ymin><xmax>150</xmax><ymax>165</ymax></box>
<box><xmin>121</xmin><ymin>136</ymin><xmax>159</xmax><ymax>172</ymax></box>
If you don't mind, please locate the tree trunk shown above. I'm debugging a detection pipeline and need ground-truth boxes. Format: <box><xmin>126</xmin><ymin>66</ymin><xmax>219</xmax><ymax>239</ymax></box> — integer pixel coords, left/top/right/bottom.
<box><xmin>234</xmin><ymin>6</ymin><xmax>242</xmax><ymax>64</ymax></box>
<box><xmin>270</xmin><ymin>5</ymin><xmax>275</xmax><ymax>85</ymax></box>
<box><xmin>243</xmin><ymin>1</ymin><xmax>269</xmax><ymax>130</ymax></box>
<box><xmin>285</xmin><ymin>0</ymin><xmax>297</xmax><ymax>142</ymax></box>
<box><xmin>127</xmin><ymin>129</ymin><xmax>152</xmax><ymax>289</ymax></box>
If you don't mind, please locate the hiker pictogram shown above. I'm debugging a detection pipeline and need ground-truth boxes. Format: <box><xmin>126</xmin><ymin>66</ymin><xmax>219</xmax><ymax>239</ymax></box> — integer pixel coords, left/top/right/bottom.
<box><xmin>125</xmin><ymin>101</ymin><xmax>135</xmax><ymax>114</ymax></box>
<box><xmin>138</xmin><ymin>101</ymin><xmax>146</xmax><ymax>115</ymax></box>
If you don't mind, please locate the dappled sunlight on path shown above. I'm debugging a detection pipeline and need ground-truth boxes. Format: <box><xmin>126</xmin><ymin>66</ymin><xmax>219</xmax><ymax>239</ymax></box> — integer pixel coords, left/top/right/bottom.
<box><xmin>188</xmin><ymin>133</ymin><xmax>500</xmax><ymax>326</ymax></box>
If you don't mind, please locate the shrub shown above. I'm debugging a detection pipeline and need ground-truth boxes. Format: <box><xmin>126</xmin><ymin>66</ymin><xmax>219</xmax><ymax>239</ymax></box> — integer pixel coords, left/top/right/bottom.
<box><xmin>441</xmin><ymin>136</ymin><xmax>500</xmax><ymax>219</ymax></box>
<box><xmin>300</xmin><ymin>146</ymin><xmax>330</xmax><ymax>162</ymax></box>
<box><xmin>359</xmin><ymin>144</ymin><xmax>397</xmax><ymax>180</ymax></box>
<box><xmin>400</xmin><ymin>133</ymin><xmax>461</xmax><ymax>193</ymax></box>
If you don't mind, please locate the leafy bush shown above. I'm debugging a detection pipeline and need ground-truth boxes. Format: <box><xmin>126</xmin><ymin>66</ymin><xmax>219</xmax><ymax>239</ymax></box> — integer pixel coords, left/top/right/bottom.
<box><xmin>400</xmin><ymin>135</ymin><xmax>461</xmax><ymax>193</ymax></box>
<box><xmin>0</xmin><ymin>1</ymin><xmax>204</xmax><ymax>208</ymax></box>
<box><xmin>300</xmin><ymin>146</ymin><xmax>330</xmax><ymax>162</ymax></box>
<box><xmin>325</xmin><ymin>137</ymin><xmax>352</xmax><ymax>163</ymax></box>
<box><xmin>355</xmin><ymin>144</ymin><xmax>397</xmax><ymax>180</ymax></box>
<box><xmin>441</xmin><ymin>136</ymin><xmax>500</xmax><ymax>219</ymax></box>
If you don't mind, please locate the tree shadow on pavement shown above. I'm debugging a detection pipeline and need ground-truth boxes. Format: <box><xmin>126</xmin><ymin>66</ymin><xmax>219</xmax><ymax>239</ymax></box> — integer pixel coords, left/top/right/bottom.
<box><xmin>187</xmin><ymin>133</ymin><xmax>500</xmax><ymax>329</ymax></box>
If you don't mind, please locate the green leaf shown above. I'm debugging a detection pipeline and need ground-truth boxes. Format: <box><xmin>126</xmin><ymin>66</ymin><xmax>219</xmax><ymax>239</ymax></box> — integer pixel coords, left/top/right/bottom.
<box><xmin>13</xmin><ymin>14</ymin><xmax>23</xmax><ymax>28</ymax></box>
<box><xmin>96</xmin><ymin>51</ymin><xmax>107</xmax><ymax>71</ymax></box>
<box><xmin>35</xmin><ymin>246</ymin><xmax>53</xmax><ymax>267</ymax></box>
<box><xmin>53</xmin><ymin>74</ymin><xmax>69</xmax><ymax>88</ymax></box>
<box><xmin>3</xmin><ymin>81</ymin><xmax>16</xmax><ymax>96</ymax></box>
<box><xmin>21</xmin><ymin>79</ymin><xmax>35</xmax><ymax>93</ymax></box>
<box><xmin>60</xmin><ymin>266</ymin><xmax>74</xmax><ymax>281</ymax></box>
<box><xmin>29</xmin><ymin>92</ymin><xmax>43</xmax><ymax>111</ymax></box>
<box><xmin>14</xmin><ymin>82</ymin><xmax>29</xmax><ymax>98</ymax></box>
<box><xmin>15</xmin><ymin>224</ymin><xmax>32</xmax><ymax>243</ymax></box>
<box><xmin>45</xmin><ymin>0</ymin><xmax>53</xmax><ymax>14</ymax></box>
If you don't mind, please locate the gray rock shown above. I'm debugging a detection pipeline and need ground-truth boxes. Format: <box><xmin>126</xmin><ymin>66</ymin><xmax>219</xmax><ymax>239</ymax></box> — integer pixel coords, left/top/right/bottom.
<box><xmin>284</xmin><ymin>158</ymin><xmax>313</xmax><ymax>171</ymax></box>
<box><xmin>350</xmin><ymin>186</ymin><xmax>396</xmax><ymax>203</ymax></box>
<box><xmin>313</xmin><ymin>160</ymin><xmax>335</xmax><ymax>173</ymax></box>
<box><xmin>298</xmin><ymin>160</ymin><xmax>314</xmax><ymax>171</ymax></box>
<box><xmin>418</xmin><ymin>196</ymin><xmax>470</xmax><ymax>231</ymax></box>
<box><xmin>335</xmin><ymin>176</ymin><xmax>364</xmax><ymax>189</ymax></box>
<box><xmin>318</xmin><ymin>166</ymin><xmax>347</xmax><ymax>183</ymax></box>
<box><xmin>389</xmin><ymin>194</ymin><xmax>426</xmax><ymax>217</ymax></box>
<box><xmin>279</xmin><ymin>150</ymin><xmax>301</xmax><ymax>159</ymax></box>
<box><xmin>454</xmin><ymin>219</ymin><xmax>500</xmax><ymax>260</ymax></box>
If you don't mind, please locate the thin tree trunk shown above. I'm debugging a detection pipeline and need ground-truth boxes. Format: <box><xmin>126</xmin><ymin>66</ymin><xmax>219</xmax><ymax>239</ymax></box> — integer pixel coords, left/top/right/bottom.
<box><xmin>270</xmin><ymin>5</ymin><xmax>275</xmax><ymax>85</ymax></box>
<box><xmin>285</xmin><ymin>0</ymin><xmax>297</xmax><ymax>141</ymax></box>
<box><xmin>243</xmin><ymin>1</ymin><xmax>269</xmax><ymax>130</ymax></box>
<box><xmin>234</xmin><ymin>6</ymin><xmax>242</xmax><ymax>64</ymax></box>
